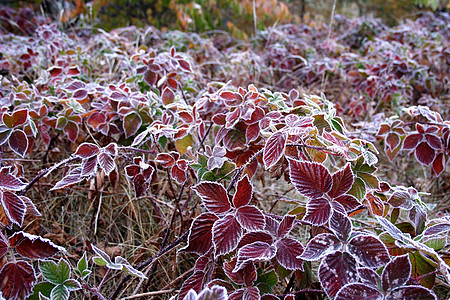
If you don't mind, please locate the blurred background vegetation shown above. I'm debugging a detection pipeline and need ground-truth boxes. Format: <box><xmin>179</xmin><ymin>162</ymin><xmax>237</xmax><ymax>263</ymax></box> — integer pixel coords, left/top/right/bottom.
<box><xmin>2</xmin><ymin>0</ymin><xmax>448</xmax><ymax>36</ymax></box>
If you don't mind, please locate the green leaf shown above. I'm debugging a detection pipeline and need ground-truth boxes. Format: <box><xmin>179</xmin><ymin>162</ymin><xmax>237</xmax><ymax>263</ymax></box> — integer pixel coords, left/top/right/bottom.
<box><xmin>123</xmin><ymin>112</ymin><xmax>142</xmax><ymax>138</ymax></box>
<box><xmin>256</xmin><ymin>270</ymin><xmax>278</xmax><ymax>288</ymax></box>
<box><xmin>158</xmin><ymin>135</ymin><xmax>168</xmax><ymax>149</ymax></box>
<box><xmin>26</xmin><ymin>282</ymin><xmax>55</xmax><ymax>300</ymax></box>
<box><xmin>76</xmin><ymin>252</ymin><xmax>88</xmax><ymax>274</ymax></box>
<box><xmin>63</xmin><ymin>279</ymin><xmax>81</xmax><ymax>292</ymax></box>
<box><xmin>39</xmin><ymin>259</ymin><xmax>71</xmax><ymax>285</ymax></box>
<box><xmin>93</xmin><ymin>257</ymin><xmax>108</xmax><ymax>266</ymax></box>
<box><xmin>423</xmin><ymin>236</ymin><xmax>447</xmax><ymax>251</ymax></box>
<box><xmin>175</xmin><ymin>133</ymin><xmax>193</xmax><ymax>155</ymax></box>
<box><xmin>50</xmin><ymin>284</ymin><xmax>69</xmax><ymax>300</ymax></box>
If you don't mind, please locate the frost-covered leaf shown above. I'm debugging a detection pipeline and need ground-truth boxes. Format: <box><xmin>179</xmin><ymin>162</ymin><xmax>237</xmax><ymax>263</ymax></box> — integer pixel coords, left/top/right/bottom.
<box><xmin>300</xmin><ymin>233</ymin><xmax>341</xmax><ymax>261</ymax></box>
<box><xmin>9</xmin><ymin>232</ymin><xmax>65</xmax><ymax>259</ymax></box>
<box><xmin>347</xmin><ymin>235</ymin><xmax>390</xmax><ymax>268</ymax></box>
<box><xmin>275</xmin><ymin>238</ymin><xmax>304</xmax><ymax>271</ymax></box>
<box><xmin>263</xmin><ymin>132</ymin><xmax>287</xmax><ymax>169</ymax></box>
<box><xmin>194</xmin><ymin>182</ymin><xmax>230</xmax><ymax>214</ymax></box>
<box><xmin>232</xmin><ymin>175</ymin><xmax>253</xmax><ymax>208</ymax></box>
<box><xmin>329</xmin><ymin>211</ymin><xmax>352</xmax><ymax>242</ymax></box>
<box><xmin>318</xmin><ymin>251</ymin><xmax>358</xmax><ymax>299</ymax></box>
<box><xmin>277</xmin><ymin>215</ymin><xmax>296</xmax><ymax>238</ymax></box>
<box><xmin>0</xmin><ymin>167</ymin><xmax>27</xmax><ymax>191</ymax></box>
<box><xmin>123</xmin><ymin>112</ymin><xmax>142</xmax><ymax>138</ymax></box>
<box><xmin>179</xmin><ymin>271</ymin><xmax>205</xmax><ymax>300</ymax></box>
<box><xmin>8</xmin><ymin>130</ymin><xmax>28</xmax><ymax>157</ymax></box>
<box><xmin>234</xmin><ymin>242</ymin><xmax>276</xmax><ymax>272</ymax></box>
<box><xmin>381</xmin><ymin>254</ymin><xmax>410</xmax><ymax>291</ymax></box>
<box><xmin>335</xmin><ymin>283</ymin><xmax>381</xmax><ymax>300</ymax></box>
<box><xmin>74</xmin><ymin>143</ymin><xmax>99</xmax><ymax>159</ymax></box>
<box><xmin>50</xmin><ymin>167</ymin><xmax>83</xmax><ymax>190</ymax></box>
<box><xmin>213</xmin><ymin>214</ymin><xmax>243</xmax><ymax>256</ymax></box>
<box><xmin>243</xmin><ymin>287</ymin><xmax>260</xmax><ymax>300</ymax></box>
<box><xmin>329</xmin><ymin>163</ymin><xmax>354</xmax><ymax>198</ymax></box>
<box><xmin>303</xmin><ymin>197</ymin><xmax>331</xmax><ymax>226</ymax></box>
<box><xmin>235</xmin><ymin>205</ymin><xmax>265</xmax><ymax>231</ymax></box>
<box><xmin>238</xmin><ymin>231</ymin><xmax>273</xmax><ymax>248</ymax></box>
<box><xmin>0</xmin><ymin>261</ymin><xmax>36</xmax><ymax>300</ymax></box>
<box><xmin>98</xmin><ymin>152</ymin><xmax>115</xmax><ymax>175</ymax></box>
<box><xmin>39</xmin><ymin>259</ymin><xmax>70</xmax><ymax>285</ymax></box>
<box><xmin>358</xmin><ymin>267</ymin><xmax>380</xmax><ymax>287</ymax></box>
<box><xmin>288</xmin><ymin>159</ymin><xmax>332</xmax><ymax>199</ymax></box>
<box><xmin>388</xmin><ymin>285</ymin><xmax>436</xmax><ymax>300</ymax></box>
<box><xmin>1</xmin><ymin>191</ymin><xmax>26</xmax><ymax>226</ymax></box>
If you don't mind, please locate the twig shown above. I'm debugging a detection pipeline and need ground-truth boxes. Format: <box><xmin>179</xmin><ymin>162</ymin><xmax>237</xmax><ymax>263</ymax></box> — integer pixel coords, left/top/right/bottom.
<box><xmin>82</xmin><ymin>283</ymin><xmax>108</xmax><ymax>300</ymax></box>
<box><xmin>18</xmin><ymin>155</ymin><xmax>79</xmax><ymax>196</ymax></box>
<box><xmin>119</xmin><ymin>146</ymin><xmax>157</xmax><ymax>155</ymax></box>
<box><xmin>286</xmin><ymin>143</ymin><xmax>340</xmax><ymax>156</ymax></box>
<box><xmin>120</xmin><ymin>289</ymin><xmax>175</xmax><ymax>300</ymax></box>
<box><xmin>109</xmin><ymin>231</ymin><xmax>189</xmax><ymax>300</ymax></box>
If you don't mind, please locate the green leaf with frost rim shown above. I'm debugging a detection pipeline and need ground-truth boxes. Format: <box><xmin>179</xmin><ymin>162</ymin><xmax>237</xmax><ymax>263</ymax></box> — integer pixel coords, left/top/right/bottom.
<box><xmin>39</xmin><ymin>259</ymin><xmax>70</xmax><ymax>285</ymax></box>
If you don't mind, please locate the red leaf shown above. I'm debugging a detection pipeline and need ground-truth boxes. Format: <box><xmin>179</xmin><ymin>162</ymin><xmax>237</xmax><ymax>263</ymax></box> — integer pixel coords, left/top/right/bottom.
<box><xmin>2</xmin><ymin>109</ymin><xmax>28</xmax><ymax>128</ymax></box>
<box><xmin>224</xmin><ymin>257</ymin><xmax>257</xmax><ymax>286</ymax></box>
<box><xmin>318</xmin><ymin>251</ymin><xmax>358</xmax><ymax>299</ymax></box>
<box><xmin>9</xmin><ymin>232</ymin><xmax>65</xmax><ymax>259</ymax></box>
<box><xmin>358</xmin><ymin>267</ymin><xmax>381</xmax><ymax>286</ymax></box>
<box><xmin>0</xmin><ymin>167</ymin><xmax>26</xmax><ymax>191</ymax></box>
<box><xmin>347</xmin><ymin>235</ymin><xmax>390</xmax><ymax>268</ymax></box>
<box><xmin>72</xmin><ymin>89</ymin><xmax>88</xmax><ymax>100</ymax></box>
<box><xmin>156</xmin><ymin>153</ymin><xmax>175</xmax><ymax>168</ymax></box>
<box><xmin>303</xmin><ymin>197</ymin><xmax>331</xmax><ymax>226</ymax></box>
<box><xmin>277</xmin><ymin>215</ymin><xmax>296</xmax><ymax>238</ymax></box>
<box><xmin>432</xmin><ymin>153</ymin><xmax>445</xmax><ymax>175</ymax></box>
<box><xmin>365</xmin><ymin>192</ymin><xmax>384</xmax><ymax>216</ymax></box>
<box><xmin>329</xmin><ymin>211</ymin><xmax>352</xmax><ymax>241</ymax></box>
<box><xmin>98</xmin><ymin>152</ymin><xmax>115</xmax><ymax>175</ymax></box>
<box><xmin>87</xmin><ymin>112</ymin><xmax>106</xmax><ymax>130</ymax></box>
<box><xmin>232</xmin><ymin>175</ymin><xmax>253</xmax><ymax>208</ymax></box>
<box><xmin>171</xmin><ymin>164</ymin><xmax>187</xmax><ymax>184</ymax></box>
<box><xmin>64</xmin><ymin>121</ymin><xmax>79</xmax><ymax>142</ymax></box>
<box><xmin>48</xmin><ymin>66</ymin><xmax>63</xmax><ymax>77</ymax></box>
<box><xmin>235</xmin><ymin>205</ymin><xmax>265</xmax><ymax>231</ymax></box>
<box><xmin>329</xmin><ymin>163</ymin><xmax>354</xmax><ymax>198</ymax></box>
<box><xmin>275</xmin><ymin>238</ymin><xmax>304</xmax><ymax>271</ymax></box>
<box><xmin>385</xmin><ymin>132</ymin><xmax>401</xmax><ymax>150</ymax></box>
<box><xmin>81</xmin><ymin>156</ymin><xmax>98</xmax><ymax>177</ymax></box>
<box><xmin>388</xmin><ymin>191</ymin><xmax>413</xmax><ymax>209</ymax></box>
<box><xmin>178</xmin><ymin>59</ymin><xmax>192</xmax><ymax>72</ymax></box>
<box><xmin>223</xmin><ymin>126</ymin><xmax>247</xmax><ymax>151</ymax></box>
<box><xmin>263</xmin><ymin>132</ymin><xmax>287</xmax><ymax>169</ymax></box>
<box><xmin>335</xmin><ymin>283</ymin><xmax>381</xmax><ymax>300</ymax></box>
<box><xmin>51</xmin><ymin>167</ymin><xmax>83</xmax><ymax>190</ymax></box>
<box><xmin>403</xmin><ymin>133</ymin><xmax>422</xmax><ymax>149</ymax></box>
<box><xmin>415</xmin><ymin>142</ymin><xmax>435</xmax><ymax>166</ymax></box>
<box><xmin>234</xmin><ymin>241</ymin><xmax>277</xmax><ymax>272</ymax></box>
<box><xmin>388</xmin><ymin>286</ymin><xmax>436</xmax><ymax>300</ymax></box>
<box><xmin>75</xmin><ymin>143</ymin><xmax>100</xmax><ymax>159</ymax></box>
<box><xmin>238</xmin><ymin>231</ymin><xmax>273</xmax><ymax>248</ymax></box>
<box><xmin>288</xmin><ymin>159</ymin><xmax>332</xmax><ymax>199</ymax></box>
<box><xmin>381</xmin><ymin>255</ymin><xmax>410</xmax><ymax>291</ymax></box>
<box><xmin>213</xmin><ymin>214</ymin><xmax>243</xmax><ymax>256</ymax></box>
<box><xmin>300</xmin><ymin>233</ymin><xmax>341</xmax><ymax>261</ymax></box>
<box><xmin>1</xmin><ymin>191</ymin><xmax>26</xmax><ymax>226</ymax></box>
<box><xmin>179</xmin><ymin>271</ymin><xmax>205</xmax><ymax>300</ymax></box>
<box><xmin>334</xmin><ymin>194</ymin><xmax>361</xmax><ymax>213</ymax></box>
<box><xmin>220</xmin><ymin>91</ymin><xmax>239</xmax><ymax>106</ymax></box>
<box><xmin>197</xmin><ymin>286</ymin><xmax>229</xmax><ymax>300</ymax></box>
<box><xmin>0</xmin><ymin>261</ymin><xmax>36</xmax><ymax>300</ymax></box>
<box><xmin>103</xmin><ymin>143</ymin><xmax>117</xmax><ymax>156</ymax></box>
<box><xmin>425</xmin><ymin>134</ymin><xmax>442</xmax><ymax>150</ymax></box>
<box><xmin>161</xmin><ymin>87</ymin><xmax>175</xmax><ymax>105</ymax></box>
<box><xmin>182</xmin><ymin>213</ymin><xmax>218</xmax><ymax>255</ymax></box>
<box><xmin>123</xmin><ymin>113</ymin><xmax>142</xmax><ymax>138</ymax></box>
<box><xmin>193</xmin><ymin>182</ymin><xmax>230</xmax><ymax>214</ymax></box>
<box><xmin>8</xmin><ymin>130</ymin><xmax>28</xmax><ymax>157</ymax></box>
<box><xmin>243</xmin><ymin>287</ymin><xmax>260</xmax><ymax>300</ymax></box>
<box><xmin>245</xmin><ymin>123</ymin><xmax>259</xmax><ymax>143</ymax></box>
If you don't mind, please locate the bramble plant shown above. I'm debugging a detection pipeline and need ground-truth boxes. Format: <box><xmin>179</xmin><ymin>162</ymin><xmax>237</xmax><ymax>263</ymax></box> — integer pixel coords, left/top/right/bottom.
<box><xmin>0</xmin><ymin>6</ymin><xmax>449</xmax><ymax>300</ymax></box>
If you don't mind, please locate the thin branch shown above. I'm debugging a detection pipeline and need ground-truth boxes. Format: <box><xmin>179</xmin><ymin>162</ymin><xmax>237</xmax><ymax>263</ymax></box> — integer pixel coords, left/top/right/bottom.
<box><xmin>110</xmin><ymin>231</ymin><xmax>188</xmax><ymax>299</ymax></box>
<box><xmin>286</xmin><ymin>143</ymin><xmax>340</xmax><ymax>156</ymax></box>
<box><xmin>119</xmin><ymin>146</ymin><xmax>157</xmax><ymax>155</ymax></box>
<box><xmin>18</xmin><ymin>155</ymin><xmax>79</xmax><ymax>196</ymax></box>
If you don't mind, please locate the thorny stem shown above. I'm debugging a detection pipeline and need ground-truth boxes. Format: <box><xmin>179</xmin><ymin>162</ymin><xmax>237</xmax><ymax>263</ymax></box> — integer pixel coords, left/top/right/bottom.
<box><xmin>226</xmin><ymin>148</ymin><xmax>263</xmax><ymax>193</ymax></box>
<box><xmin>109</xmin><ymin>231</ymin><xmax>188</xmax><ymax>300</ymax></box>
<box><xmin>119</xmin><ymin>146</ymin><xmax>157</xmax><ymax>155</ymax></box>
<box><xmin>142</xmin><ymin>180</ymin><xmax>188</xmax><ymax>292</ymax></box>
<box><xmin>286</xmin><ymin>143</ymin><xmax>341</xmax><ymax>156</ymax></box>
<box><xmin>18</xmin><ymin>155</ymin><xmax>79</xmax><ymax>196</ymax></box>
<box><xmin>82</xmin><ymin>283</ymin><xmax>107</xmax><ymax>300</ymax></box>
